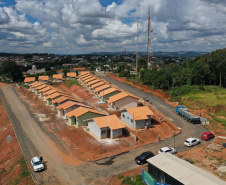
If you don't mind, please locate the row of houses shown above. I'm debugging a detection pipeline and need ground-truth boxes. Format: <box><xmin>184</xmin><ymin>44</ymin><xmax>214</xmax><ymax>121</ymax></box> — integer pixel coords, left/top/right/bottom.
<box><xmin>77</xmin><ymin>72</ymin><xmax>155</xmax><ymax>130</ymax></box>
<box><xmin>28</xmin><ymin>75</ymin><xmax>154</xmax><ymax>139</ymax></box>
<box><xmin>24</xmin><ymin>73</ymin><xmax>78</xmax><ymax>85</ymax></box>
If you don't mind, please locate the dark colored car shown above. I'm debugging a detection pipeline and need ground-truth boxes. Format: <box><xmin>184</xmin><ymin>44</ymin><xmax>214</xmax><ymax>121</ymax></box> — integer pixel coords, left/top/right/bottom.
<box><xmin>135</xmin><ymin>151</ymin><xmax>154</xmax><ymax>165</ymax></box>
<box><xmin>201</xmin><ymin>132</ymin><xmax>214</xmax><ymax>141</ymax></box>
<box><xmin>144</xmin><ymin>96</ymin><xmax>150</xmax><ymax>102</ymax></box>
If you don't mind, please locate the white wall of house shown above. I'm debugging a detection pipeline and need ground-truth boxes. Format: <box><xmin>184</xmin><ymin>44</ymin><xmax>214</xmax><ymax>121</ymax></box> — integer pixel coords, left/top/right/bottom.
<box><xmin>121</xmin><ymin>111</ymin><xmax>151</xmax><ymax>129</ymax></box>
<box><xmin>57</xmin><ymin>105</ymin><xmax>79</xmax><ymax>119</ymax></box>
<box><xmin>113</xmin><ymin>97</ymin><xmax>138</xmax><ymax>110</ymax></box>
<box><xmin>112</xmin><ymin>129</ymin><xmax>123</xmax><ymax>138</ymax></box>
<box><xmin>88</xmin><ymin>120</ymin><xmax>101</xmax><ymax>138</ymax></box>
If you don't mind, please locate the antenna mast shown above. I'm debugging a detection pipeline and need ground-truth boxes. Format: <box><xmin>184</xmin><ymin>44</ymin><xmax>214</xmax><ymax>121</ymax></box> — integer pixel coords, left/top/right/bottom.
<box><xmin>136</xmin><ymin>4</ymin><xmax>140</xmax><ymax>73</ymax></box>
<box><xmin>147</xmin><ymin>6</ymin><xmax>153</xmax><ymax>69</ymax></box>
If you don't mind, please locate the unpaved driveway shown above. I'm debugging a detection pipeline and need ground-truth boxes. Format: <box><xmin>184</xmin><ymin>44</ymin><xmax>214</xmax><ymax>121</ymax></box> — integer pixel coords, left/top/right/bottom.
<box><xmin>0</xmin><ymin>85</ymin><xmax>84</xmax><ymax>185</ymax></box>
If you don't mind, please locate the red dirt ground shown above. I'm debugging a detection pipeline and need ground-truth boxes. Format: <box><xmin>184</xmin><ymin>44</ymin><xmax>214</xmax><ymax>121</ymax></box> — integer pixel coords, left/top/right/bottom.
<box><xmin>15</xmin><ymin>79</ymin><xmax>179</xmax><ymax>163</ymax></box>
<box><xmin>0</xmin><ymin>83</ymin><xmax>34</xmax><ymax>185</ymax></box>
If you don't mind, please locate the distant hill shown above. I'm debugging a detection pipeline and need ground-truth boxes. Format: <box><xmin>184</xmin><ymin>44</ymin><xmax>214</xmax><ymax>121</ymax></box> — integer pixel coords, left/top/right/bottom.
<box><xmin>90</xmin><ymin>51</ymin><xmax>209</xmax><ymax>57</ymax></box>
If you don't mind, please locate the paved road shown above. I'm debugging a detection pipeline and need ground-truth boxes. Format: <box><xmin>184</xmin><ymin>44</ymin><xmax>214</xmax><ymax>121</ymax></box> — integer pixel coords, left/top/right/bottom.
<box><xmin>0</xmin><ymin>80</ymin><xmax>210</xmax><ymax>185</ymax></box>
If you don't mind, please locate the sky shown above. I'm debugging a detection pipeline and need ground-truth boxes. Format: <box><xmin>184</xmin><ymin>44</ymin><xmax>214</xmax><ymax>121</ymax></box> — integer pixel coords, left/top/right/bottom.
<box><xmin>0</xmin><ymin>0</ymin><xmax>226</xmax><ymax>54</ymax></box>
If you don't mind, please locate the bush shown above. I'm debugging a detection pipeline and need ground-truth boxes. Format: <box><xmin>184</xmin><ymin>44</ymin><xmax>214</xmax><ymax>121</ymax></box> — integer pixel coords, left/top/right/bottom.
<box><xmin>64</xmin><ymin>79</ymin><xmax>80</xmax><ymax>88</ymax></box>
<box><xmin>135</xmin><ymin>175</ymin><xmax>142</xmax><ymax>182</ymax></box>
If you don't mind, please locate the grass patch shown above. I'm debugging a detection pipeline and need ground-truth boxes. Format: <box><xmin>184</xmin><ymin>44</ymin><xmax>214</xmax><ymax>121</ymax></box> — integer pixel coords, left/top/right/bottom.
<box><xmin>0</xmin><ymin>169</ymin><xmax>6</xmax><ymax>174</ymax></box>
<box><xmin>208</xmin><ymin>113</ymin><xmax>226</xmax><ymax>128</ymax></box>
<box><xmin>64</xmin><ymin>79</ymin><xmax>80</xmax><ymax>88</ymax></box>
<box><xmin>117</xmin><ymin>174</ymin><xmax>124</xmax><ymax>179</ymax></box>
<box><xmin>121</xmin><ymin>175</ymin><xmax>145</xmax><ymax>185</ymax></box>
<box><xmin>18</xmin><ymin>156</ymin><xmax>30</xmax><ymax>178</ymax></box>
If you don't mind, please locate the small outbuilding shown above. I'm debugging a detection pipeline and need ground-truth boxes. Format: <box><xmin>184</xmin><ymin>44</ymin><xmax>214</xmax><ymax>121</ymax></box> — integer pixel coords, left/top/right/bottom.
<box><xmin>86</xmin><ymin>115</ymin><xmax>126</xmax><ymax>139</ymax></box>
<box><xmin>147</xmin><ymin>154</ymin><xmax>226</xmax><ymax>185</ymax></box>
<box><xmin>121</xmin><ymin>106</ymin><xmax>154</xmax><ymax>129</ymax></box>
<box><xmin>66</xmin><ymin>107</ymin><xmax>106</xmax><ymax>127</ymax></box>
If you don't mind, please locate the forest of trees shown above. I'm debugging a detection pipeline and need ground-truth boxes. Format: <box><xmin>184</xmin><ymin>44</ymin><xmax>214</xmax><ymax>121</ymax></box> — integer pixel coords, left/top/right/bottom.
<box><xmin>138</xmin><ymin>48</ymin><xmax>226</xmax><ymax>90</ymax></box>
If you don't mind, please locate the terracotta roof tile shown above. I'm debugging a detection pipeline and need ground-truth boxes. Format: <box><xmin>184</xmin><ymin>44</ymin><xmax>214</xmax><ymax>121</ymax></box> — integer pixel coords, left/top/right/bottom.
<box><xmin>78</xmin><ymin>72</ymin><xmax>90</xmax><ymax>78</ymax></box>
<box><xmin>87</xmin><ymin>79</ymin><xmax>100</xmax><ymax>86</ymax></box>
<box><xmin>34</xmin><ymin>84</ymin><xmax>47</xmax><ymax>90</ymax></box>
<box><xmin>56</xmin><ymin>101</ymin><xmax>90</xmax><ymax>110</ymax></box>
<box><xmin>90</xmin><ymin>82</ymin><xmax>105</xmax><ymax>89</ymax></box>
<box><xmin>39</xmin><ymin>87</ymin><xmax>52</xmax><ymax>93</ymax></box>
<box><xmin>52</xmin><ymin>96</ymin><xmax>77</xmax><ymax>104</ymax></box>
<box><xmin>99</xmin><ymin>88</ymin><xmax>121</xmax><ymax>97</ymax></box>
<box><xmin>92</xmin><ymin>115</ymin><xmax>125</xmax><ymax>130</ymax></box>
<box><xmin>67</xmin><ymin>72</ymin><xmax>77</xmax><ymax>77</ymax></box>
<box><xmin>24</xmin><ymin>77</ymin><xmax>36</xmax><ymax>83</ymax></box>
<box><xmin>38</xmin><ymin>76</ymin><xmax>49</xmax><ymax>81</ymax></box>
<box><xmin>82</xmin><ymin>75</ymin><xmax>93</xmax><ymax>81</ymax></box>
<box><xmin>53</xmin><ymin>74</ymin><xmax>63</xmax><ymax>79</ymax></box>
<box><xmin>125</xmin><ymin>106</ymin><xmax>154</xmax><ymax>120</ymax></box>
<box><xmin>83</xmin><ymin>77</ymin><xmax>96</xmax><ymax>83</ymax></box>
<box><xmin>45</xmin><ymin>92</ymin><xmax>62</xmax><ymax>100</ymax></box>
<box><xmin>74</xmin><ymin>67</ymin><xmax>86</xmax><ymax>71</ymax></box>
<box><xmin>29</xmin><ymin>82</ymin><xmax>39</xmax><ymax>86</ymax></box>
<box><xmin>107</xmin><ymin>92</ymin><xmax>139</xmax><ymax>103</ymax></box>
<box><xmin>66</xmin><ymin>107</ymin><xmax>106</xmax><ymax>118</ymax></box>
<box><xmin>93</xmin><ymin>85</ymin><xmax>110</xmax><ymax>93</ymax></box>
<box><xmin>32</xmin><ymin>83</ymin><xmax>44</xmax><ymax>88</ymax></box>
<box><xmin>43</xmin><ymin>89</ymin><xmax>57</xmax><ymax>96</ymax></box>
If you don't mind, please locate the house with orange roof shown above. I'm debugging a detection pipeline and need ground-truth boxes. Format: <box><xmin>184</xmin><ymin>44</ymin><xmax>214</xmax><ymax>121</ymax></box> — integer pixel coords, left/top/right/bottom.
<box><xmin>38</xmin><ymin>87</ymin><xmax>52</xmax><ymax>98</ymax></box>
<box><xmin>67</xmin><ymin>72</ymin><xmax>77</xmax><ymax>79</ymax></box>
<box><xmin>24</xmin><ymin>77</ymin><xmax>36</xmax><ymax>85</ymax></box>
<box><xmin>38</xmin><ymin>76</ymin><xmax>49</xmax><ymax>83</ymax></box>
<box><xmin>90</xmin><ymin>82</ymin><xmax>105</xmax><ymax>90</ymax></box>
<box><xmin>30</xmin><ymin>83</ymin><xmax>43</xmax><ymax>92</ymax></box>
<box><xmin>107</xmin><ymin>92</ymin><xmax>139</xmax><ymax>110</ymax></box>
<box><xmin>74</xmin><ymin>67</ymin><xmax>86</xmax><ymax>72</ymax></box>
<box><xmin>42</xmin><ymin>89</ymin><xmax>57</xmax><ymax>100</ymax></box>
<box><xmin>83</xmin><ymin>77</ymin><xmax>96</xmax><ymax>84</ymax></box>
<box><xmin>81</xmin><ymin>75</ymin><xmax>93</xmax><ymax>81</ymax></box>
<box><xmin>45</xmin><ymin>92</ymin><xmax>64</xmax><ymax>105</ymax></box>
<box><xmin>56</xmin><ymin>101</ymin><xmax>91</xmax><ymax>119</ymax></box>
<box><xmin>86</xmin><ymin>79</ymin><xmax>100</xmax><ymax>87</ymax></box>
<box><xmin>121</xmin><ymin>106</ymin><xmax>154</xmax><ymax>129</ymax></box>
<box><xmin>78</xmin><ymin>73</ymin><xmax>90</xmax><ymax>79</ymax></box>
<box><xmin>34</xmin><ymin>84</ymin><xmax>47</xmax><ymax>95</ymax></box>
<box><xmin>78</xmin><ymin>71</ymin><xmax>90</xmax><ymax>78</ymax></box>
<box><xmin>93</xmin><ymin>84</ymin><xmax>111</xmax><ymax>94</ymax></box>
<box><xmin>28</xmin><ymin>81</ymin><xmax>40</xmax><ymax>91</ymax></box>
<box><xmin>52</xmin><ymin>74</ymin><xmax>63</xmax><ymax>82</ymax></box>
<box><xmin>51</xmin><ymin>96</ymin><xmax>82</xmax><ymax>108</ymax></box>
<box><xmin>99</xmin><ymin>88</ymin><xmax>121</xmax><ymax>101</ymax></box>
<box><xmin>86</xmin><ymin>115</ymin><xmax>126</xmax><ymax>139</ymax></box>
<box><xmin>66</xmin><ymin>107</ymin><xmax>106</xmax><ymax>127</ymax></box>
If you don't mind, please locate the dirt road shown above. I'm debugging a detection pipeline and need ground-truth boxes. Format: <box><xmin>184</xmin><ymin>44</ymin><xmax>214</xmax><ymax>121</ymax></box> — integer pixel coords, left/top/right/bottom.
<box><xmin>0</xmin><ymin>85</ymin><xmax>84</xmax><ymax>185</ymax></box>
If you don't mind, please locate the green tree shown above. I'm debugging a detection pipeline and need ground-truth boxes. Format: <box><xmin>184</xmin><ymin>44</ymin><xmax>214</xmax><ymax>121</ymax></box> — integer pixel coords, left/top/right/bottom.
<box><xmin>0</xmin><ymin>61</ymin><xmax>23</xmax><ymax>82</ymax></box>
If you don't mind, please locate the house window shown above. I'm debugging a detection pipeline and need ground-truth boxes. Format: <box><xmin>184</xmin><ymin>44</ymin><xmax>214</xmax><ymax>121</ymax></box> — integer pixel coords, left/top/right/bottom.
<box><xmin>122</xmin><ymin>114</ymin><xmax>125</xmax><ymax>118</ymax></box>
<box><xmin>131</xmin><ymin>119</ymin><xmax>133</xmax><ymax>123</ymax></box>
<box><xmin>101</xmin><ymin>130</ymin><xmax>106</xmax><ymax>135</ymax></box>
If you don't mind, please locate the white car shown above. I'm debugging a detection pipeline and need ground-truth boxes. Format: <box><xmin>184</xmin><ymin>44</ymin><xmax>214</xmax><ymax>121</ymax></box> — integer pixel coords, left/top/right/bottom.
<box><xmin>184</xmin><ymin>138</ymin><xmax>200</xmax><ymax>147</ymax></box>
<box><xmin>158</xmin><ymin>147</ymin><xmax>176</xmax><ymax>154</ymax></box>
<box><xmin>31</xmin><ymin>156</ymin><xmax>44</xmax><ymax>172</ymax></box>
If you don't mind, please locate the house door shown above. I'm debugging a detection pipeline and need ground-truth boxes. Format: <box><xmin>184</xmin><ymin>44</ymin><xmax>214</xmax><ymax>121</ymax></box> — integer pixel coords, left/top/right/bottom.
<box><xmin>107</xmin><ymin>129</ymin><xmax>110</xmax><ymax>138</ymax></box>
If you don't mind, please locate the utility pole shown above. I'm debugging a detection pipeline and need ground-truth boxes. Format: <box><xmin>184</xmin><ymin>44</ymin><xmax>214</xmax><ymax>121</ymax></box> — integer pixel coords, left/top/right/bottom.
<box><xmin>136</xmin><ymin>3</ymin><xmax>140</xmax><ymax>73</ymax></box>
<box><xmin>147</xmin><ymin>6</ymin><xmax>153</xmax><ymax>69</ymax></box>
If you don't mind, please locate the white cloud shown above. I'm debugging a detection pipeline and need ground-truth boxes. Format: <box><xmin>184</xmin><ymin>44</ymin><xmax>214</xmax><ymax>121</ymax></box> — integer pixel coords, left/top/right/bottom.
<box><xmin>0</xmin><ymin>0</ymin><xmax>225</xmax><ymax>53</ymax></box>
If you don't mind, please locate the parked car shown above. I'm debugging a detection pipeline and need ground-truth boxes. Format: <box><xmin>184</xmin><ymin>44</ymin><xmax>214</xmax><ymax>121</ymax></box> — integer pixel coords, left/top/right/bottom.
<box><xmin>31</xmin><ymin>156</ymin><xmax>44</xmax><ymax>172</ymax></box>
<box><xmin>158</xmin><ymin>147</ymin><xmax>176</xmax><ymax>154</ymax></box>
<box><xmin>184</xmin><ymin>138</ymin><xmax>200</xmax><ymax>147</ymax></box>
<box><xmin>135</xmin><ymin>151</ymin><xmax>155</xmax><ymax>165</ymax></box>
<box><xmin>184</xmin><ymin>158</ymin><xmax>193</xmax><ymax>164</ymax></box>
<box><xmin>201</xmin><ymin>132</ymin><xmax>214</xmax><ymax>141</ymax></box>
<box><xmin>144</xmin><ymin>96</ymin><xmax>150</xmax><ymax>102</ymax></box>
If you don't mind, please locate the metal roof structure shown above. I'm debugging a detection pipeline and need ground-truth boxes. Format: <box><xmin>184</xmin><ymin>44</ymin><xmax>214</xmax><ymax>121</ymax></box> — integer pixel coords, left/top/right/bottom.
<box><xmin>147</xmin><ymin>154</ymin><xmax>225</xmax><ymax>185</ymax></box>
